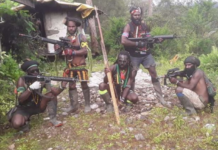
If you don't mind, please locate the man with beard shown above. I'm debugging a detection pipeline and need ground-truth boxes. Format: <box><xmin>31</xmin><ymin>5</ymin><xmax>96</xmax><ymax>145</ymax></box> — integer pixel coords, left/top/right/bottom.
<box><xmin>8</xmin><ymin>60</ymin><xmax>66</xmax><ymax>132</ymax></box>
<box><xmin>121</xmin><ymin>6</ymin><xmax>169</xmax><ymax>107</ymax></box>
<box><xmin>169</xmin><ymin>56</ymin><xmax>208</xmax><ymax>115</ymax></box>
<box><xmin>56</xmin><ymin>17</ymin><xmax>91</xmax><ymax>113</ymax></box>
<box><xmin>99</xmin><ymin>51</ymin><xmax>138</xmax><ymax>112</ymax></box>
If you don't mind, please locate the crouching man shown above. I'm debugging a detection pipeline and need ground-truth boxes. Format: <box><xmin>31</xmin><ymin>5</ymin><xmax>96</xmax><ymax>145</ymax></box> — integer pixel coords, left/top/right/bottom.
<box><xmin>169</xmin><ymin>56</ymin><xmax>208</xmax><ymax>115</ymax></box>
<box><xmin>7</xmin><ymin>60</ymin><xmax>66</xmax><ymax>132</ymax></box>
<box><xmin>99</xmin><ymin>51</ymin><xmax>139</xmax><ymax>112</ymax></box>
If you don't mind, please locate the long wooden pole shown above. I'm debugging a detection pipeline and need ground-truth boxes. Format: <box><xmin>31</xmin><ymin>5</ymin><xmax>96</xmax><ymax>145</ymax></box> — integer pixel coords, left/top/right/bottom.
<box><xmin>94</xmin><ymin>7</ymin><xmax>120</xmax><ymax>125</ymax></box>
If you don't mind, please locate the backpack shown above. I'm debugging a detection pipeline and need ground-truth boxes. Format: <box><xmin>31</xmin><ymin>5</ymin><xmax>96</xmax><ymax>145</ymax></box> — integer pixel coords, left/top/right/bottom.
<box><xmin>204</xmin><ymin>73</ymin><xmax>216</xmax><ymax>113</ymax></box>
<box><xmin>204</xmin><ymin>75</ymin><xmax>216</xmax><ymax>97</ymax></box>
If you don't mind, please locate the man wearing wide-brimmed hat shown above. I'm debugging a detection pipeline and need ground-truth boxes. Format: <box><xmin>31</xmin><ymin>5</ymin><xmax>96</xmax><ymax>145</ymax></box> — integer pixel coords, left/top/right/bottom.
<box><xmin>56</xmin><ymin>17</ymin><xmax>91</xmax><ymax>114</ymax></box>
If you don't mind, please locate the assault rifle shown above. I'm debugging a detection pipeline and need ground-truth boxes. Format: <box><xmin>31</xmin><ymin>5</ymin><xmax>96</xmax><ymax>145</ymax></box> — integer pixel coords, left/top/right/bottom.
<box><xmin>128</xmin><ymin>34</ymin><xmax>181</xmax><ymax>43</ymax></box>
<box><xmin>163</xmin><ymin>68</ymin><xmax>185</xmax><ymax>85</ymax></box>
<box><xmin>23</xmin><ymin>75</ymin><xmax>88</xmax><ymax>82</ymax></box>
<box><xmin>19</xmin><ymin>34</ymin><xmax>77</xmax><ymax>54</ymax></box>
<box><xmin>128</xmin><ymin>34</ymin><xmax>182</xmax><ymax>52</ymax></box>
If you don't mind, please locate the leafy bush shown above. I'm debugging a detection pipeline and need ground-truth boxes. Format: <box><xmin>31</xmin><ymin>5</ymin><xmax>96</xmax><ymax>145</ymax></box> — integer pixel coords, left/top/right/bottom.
<box><xmin>0</xmin><ymin>54</ymin><xmax>23</xmax><ymax>122</ymax></box>
<box><xmin>0</xmin><ymin>0</ymin><xmax>37</xmax><ymax>62</ymax></box>
<box><xmin>199</xmin><ymin>46</ymin><xmax>218</xmax><ymax>81</ymax></box>
<box><xmin>103</xmin><ymin>17</ymin><xmax>126</xmax><ymax>55</ymax></box>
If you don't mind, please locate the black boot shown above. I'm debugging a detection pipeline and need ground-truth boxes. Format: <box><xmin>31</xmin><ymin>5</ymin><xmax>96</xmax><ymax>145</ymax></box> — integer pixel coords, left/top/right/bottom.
<box><xmin>62</xmin><ymin>89</ymin><xmax>79</xmax><ymax>113</ymax></box>
<box><xmin>82</xmin><ymin>88</ymin><xmax>91</xmax><ymax>113</ymax></box>
<box><xmin>100</xmin><ymin>91</ymin><xmax>113</xmax><ymax>112</ymax></box>
<box><xmin>178</xmin><ymin>95</ymin><xmax>197</xmax><ymax>115</ymax></box>
<box><xmin>47</xmin><ymin>100</ymin><xmax>62</xmax><ymax>127</ymax></box>
<box><xmin>153</xmin><ymin>81</ymin><xmax>171</xmax><ymax>108</ymax></box>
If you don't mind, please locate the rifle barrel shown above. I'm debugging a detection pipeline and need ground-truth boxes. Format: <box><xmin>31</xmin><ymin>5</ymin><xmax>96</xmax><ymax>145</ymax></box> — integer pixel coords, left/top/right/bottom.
<box><xmin>153</xmin><ymin>34</ymin><xmax>176</xmax><ymax>39</ymax></box>
<box><xmin>128</xmin><ymin>34</ymin><xmax>180</xmax><ymax>41</ymax></box>
<box><xmin>39</xmin><ymin>37</ymin><xmax>60</xmax><ymax>45</ymax></box>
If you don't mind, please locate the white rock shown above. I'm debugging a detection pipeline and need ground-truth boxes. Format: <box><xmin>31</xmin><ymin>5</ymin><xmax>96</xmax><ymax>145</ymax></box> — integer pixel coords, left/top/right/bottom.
<box><xmin>95</xmin><ymin>108</ymin><xmax>101</xmax><ymax>113</ymax></box>
<box><xmin>62</xmin><ymin>112</ymin><xmax>68</xmax><ymax>116</ymax></box>
<box><xmin>129</xmin><ymin>127</ymin><xmax>134</xmax><ymax>132</ymax></box>
<box><xmin>135</xmin><ymin>133</ymin><xmax>145</xmax><ymax>141</ymax></box>
<box><xmin>90</xmin><ymin>103</ymin><xmax>99</xmax><ymax>109</ymax></box>
<box><xmin>61</xmin><ymin>97</ymin><xmax>67</xmax><ymax>101</ymax></box>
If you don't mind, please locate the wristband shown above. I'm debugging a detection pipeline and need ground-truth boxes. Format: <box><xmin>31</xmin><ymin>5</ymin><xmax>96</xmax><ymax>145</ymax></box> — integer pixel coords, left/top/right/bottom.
<box><xmin>125</xmin><ymin>85</ymin><xmax>131</xmax><ymax>88</ymax></box>
<box><xmin>59</xmin><ymin>84</ymin><xmax>66</xmax><ymax>90</ymax></box>
<box><xmin>27</xmin><ymin>87</ymin><xmax>32</xmax><ymax>92</ymax></box>
<box><xmin>72</xmin><ymin>51</ymin><xmax>76</xmax><ymax>56</ymax></box>
<box><xmin>120</xmin><ymin>97</ymin><xmax>125</xmax><ymax>102</ymax></box>
<box><xmin>176</xmin><ymin>80</ymin><xmax>179</xmax><ymax>85</ymax></box>
<box><xmin>135</xmin><ymin>42</ymin><xmax>139</xmax><ymax>46</ymax></box>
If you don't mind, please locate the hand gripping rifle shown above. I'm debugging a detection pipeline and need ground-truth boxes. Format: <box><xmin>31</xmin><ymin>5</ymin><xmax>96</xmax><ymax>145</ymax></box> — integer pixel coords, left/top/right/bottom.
<box><xmin>19</xmin><ymin>34</ymin><xmax>78</xmax><ymax>54</ymax></box>
<box><xmin>163</xmin><ymin>68</ymin><xmax>185</xmax><ymax>85</ymax></box>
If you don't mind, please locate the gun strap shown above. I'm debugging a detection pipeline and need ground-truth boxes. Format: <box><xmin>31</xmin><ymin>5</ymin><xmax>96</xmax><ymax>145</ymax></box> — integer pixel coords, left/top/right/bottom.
<box><xmin>34</xmin><ymin>90</ymin><xmax>54</xmax><ymax>99</ymax></box>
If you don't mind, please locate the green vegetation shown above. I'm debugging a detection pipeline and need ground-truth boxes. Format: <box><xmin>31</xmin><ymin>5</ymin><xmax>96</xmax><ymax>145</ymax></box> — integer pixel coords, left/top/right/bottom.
<box><xmin>1</xmin><ymin>105</ymin><xmax>218</xmax><ymax>149</ymax></box>
<box><xmin>1</xmin><ymin>0</ymin><xmax>218</xmax><ymax>149</ymax></box>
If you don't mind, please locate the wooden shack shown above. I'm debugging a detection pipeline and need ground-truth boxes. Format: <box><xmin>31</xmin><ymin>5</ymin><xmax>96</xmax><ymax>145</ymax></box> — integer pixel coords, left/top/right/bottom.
<box><xmin>12</xmin><ymin>0</ymin><xmax>102</xmax><ymax>55</ymax></box>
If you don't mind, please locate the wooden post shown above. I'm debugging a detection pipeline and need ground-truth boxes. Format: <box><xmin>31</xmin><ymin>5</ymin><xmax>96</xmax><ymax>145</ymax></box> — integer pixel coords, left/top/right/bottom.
<box><xmin>0</xmin><ymin>35</ymin><xmax>2</xmax><ymax>66</ymax></box>
<box><xmin>148</xmin><ymin>0</ymin><xmax>153</xmax><ymax>17</ymax></box>
<box><xmin>94</xmin><ymin>7</ymin><xmax>120</xmax><ymax>125</ymax></box>
<box><xmin>86</xmin><ymin>0</ymin><xmax>100</xmax><ymax>55</ymax></box>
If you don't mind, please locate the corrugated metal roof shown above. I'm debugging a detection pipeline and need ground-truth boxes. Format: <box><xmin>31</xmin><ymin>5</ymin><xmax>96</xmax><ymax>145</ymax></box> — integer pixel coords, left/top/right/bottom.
<box><xmin>12</xmin><ymin>0</ymin><xmax>103</xmax><ymax>18</ymax></box>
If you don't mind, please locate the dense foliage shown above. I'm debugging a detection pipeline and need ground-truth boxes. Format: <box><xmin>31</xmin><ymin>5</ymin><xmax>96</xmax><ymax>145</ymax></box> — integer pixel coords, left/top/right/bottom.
<box><xmin>0</xmin><ymin>0</ymin><xmax>36</xmax><ymax>122</ymax></box>
<box><xmin>0</xmin><ymin>54</ymin><xmax>23</xmax><ymax>122</ymax></box>
<box><xmin>0</xmin><ymin>0</ymin><xmax>37</xmax><ymax>62</ymax></box>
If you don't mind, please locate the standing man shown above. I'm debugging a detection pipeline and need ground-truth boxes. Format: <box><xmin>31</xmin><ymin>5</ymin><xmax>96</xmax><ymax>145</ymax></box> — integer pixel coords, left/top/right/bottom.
<box><xmin>99</xmin><ymin>51</ymin><xmax>139</xmax><ymax>112</ymax></box>
<box><xmin>121</xmin><ymin>6</ymin><xmax>169</xmax><ymax>107</ymax></box>
<box><xmin>8</xmin><ymin>60</ymin><xmax>66</xmax><ymax>131</ymax></box>
<box><xmin>57</xmin><ymin>17</ymin><xmax>91</xmax><ymax>113</ymax></box>
<box><xmin>169</xmin><ymin>56</ymin><xmax>209</xmax><ymax>115</ymax></box>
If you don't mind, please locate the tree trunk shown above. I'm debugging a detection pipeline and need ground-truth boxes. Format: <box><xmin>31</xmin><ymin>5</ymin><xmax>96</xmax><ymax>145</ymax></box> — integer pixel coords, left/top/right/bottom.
<box><xmin>148</xmin><ymin>0</ymin><xmax>153</xmax><ymax>17</ymax></box>
<box><xmin>86</xmin><ymin>0</ymin><xmax>100</xmax><ymax>56</ymax></box>
<box><xmin>0</xmin><ymin>35</ymin><xmax>2</xmax><ymax>66</ymax></box>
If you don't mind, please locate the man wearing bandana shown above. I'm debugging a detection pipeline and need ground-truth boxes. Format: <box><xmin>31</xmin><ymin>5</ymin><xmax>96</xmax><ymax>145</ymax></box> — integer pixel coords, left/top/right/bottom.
<box><xmin>169</xmin><ymin>56</ymin><xmax>208</xmax><ymax>115</ymax></box>
<box><xmin>8</xmin><ymin>60</ymin><xmax>66</xmax><ymax>131</ymax></box>
<box><xmin>121</xmin><ymin>6</ymin><xmax>169</xmax><ymax>107</ymax></box>
<box><xmin>55</xmin><ymin>17</ymin><xmax>91</xmax><ymax>113</ymax></box>
<box><xmin>99</xmin><ymin>51</ymin><xmax>138</xmax><ymax>112</ymax></box>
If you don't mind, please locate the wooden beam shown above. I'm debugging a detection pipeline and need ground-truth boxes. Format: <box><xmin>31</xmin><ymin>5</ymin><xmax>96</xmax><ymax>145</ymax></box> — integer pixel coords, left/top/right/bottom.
<box><xmin>95</xmin><ymin>6</ymin><xmax>120</xmax><ymax>125</ymax></box>
<box><xmin>11</xmin><ymin>0</ymin><xmax>35</xmax><ymax>8</ymax></box>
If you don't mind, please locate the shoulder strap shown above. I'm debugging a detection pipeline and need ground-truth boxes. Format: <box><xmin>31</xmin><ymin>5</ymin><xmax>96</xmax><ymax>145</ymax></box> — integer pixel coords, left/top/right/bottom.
<box><xmin>78</xmin><ymin>33</ymin><xmax>83</xmax><ymax>45</ymax></box>
<box><xmin>128</xmin><ymin>22</ymin><xmax>135</xmax><ymax>37</ymax></box>
<box><xmin>141</xmin><ymin>22</ymin><xmax>147</xmax><ymax>31</ymax></box>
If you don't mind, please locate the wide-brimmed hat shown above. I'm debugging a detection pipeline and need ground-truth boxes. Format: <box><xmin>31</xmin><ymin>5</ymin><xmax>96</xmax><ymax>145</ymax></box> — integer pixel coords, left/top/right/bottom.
<box><xmin>64</xmin><ymin>17</ymin><xmax>81</xmax><ymax>27</ymax></box>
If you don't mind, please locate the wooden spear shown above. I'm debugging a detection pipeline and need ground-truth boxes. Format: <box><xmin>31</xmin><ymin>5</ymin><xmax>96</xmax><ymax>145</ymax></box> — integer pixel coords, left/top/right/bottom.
<box><xmin>94</xmin><ymin>6</ymin><xmax>120</xmax><ymax>125</ymax></box>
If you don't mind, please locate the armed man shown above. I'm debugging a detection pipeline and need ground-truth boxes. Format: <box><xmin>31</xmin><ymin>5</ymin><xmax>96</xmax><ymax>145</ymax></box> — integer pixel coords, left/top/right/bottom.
<box><xmin>169</xmin><ymin>56</ymin><xmax>209</xmax><ymax>115</ymax></box>
<box><xmin>55</xmin><ymin>17</ymin><xmax>91</xmax><ymax>113</ymax></box>
<box><xmin>99</xmin><ymin>51</ymin><xmax>139</xmax><ymax>112</ymax></box>
<box><xmin>7</xmin><ymin>60</ymin><xmax>66</xmax><ymax>132</ymax></box>
<box><xmin>121</xmin><ymin>6</ymin><xmax>169</xmax><ymax>107</ymax></box>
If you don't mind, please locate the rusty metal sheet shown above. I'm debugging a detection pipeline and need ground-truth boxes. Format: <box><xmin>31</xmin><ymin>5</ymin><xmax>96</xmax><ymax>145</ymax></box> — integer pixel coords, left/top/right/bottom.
<box><xmin>11</xmin><ymin>0</ymin><xmax>35</xmax><ymax>8</ymax></box>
